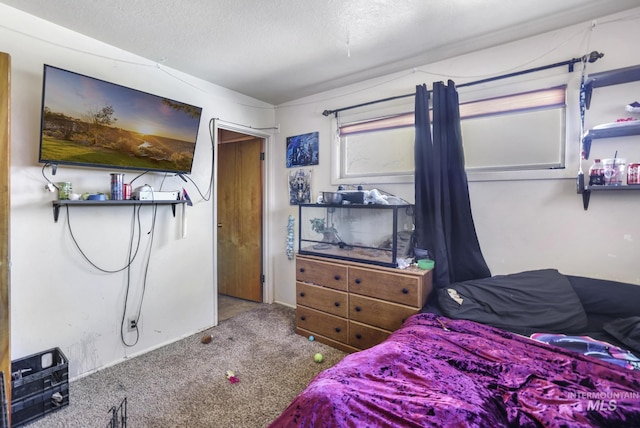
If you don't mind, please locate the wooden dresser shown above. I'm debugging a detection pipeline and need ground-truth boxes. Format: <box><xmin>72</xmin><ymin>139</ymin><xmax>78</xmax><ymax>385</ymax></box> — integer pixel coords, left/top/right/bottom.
<box><xmin>295</xmin><ymin>254</ymin><xmax>433</xmax><ymax>353</ymax></box>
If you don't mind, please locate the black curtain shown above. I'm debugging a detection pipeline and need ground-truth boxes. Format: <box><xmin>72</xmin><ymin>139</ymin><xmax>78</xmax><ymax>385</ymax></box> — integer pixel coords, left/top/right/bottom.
<box><xmin>413</xmin><ymin>81</ymin><xmax>491</xmax><ymax>288</ymax></box>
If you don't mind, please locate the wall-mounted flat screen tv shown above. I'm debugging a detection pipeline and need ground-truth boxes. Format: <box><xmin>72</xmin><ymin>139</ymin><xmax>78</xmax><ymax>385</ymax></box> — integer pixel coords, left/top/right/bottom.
<box><xmin>38</xmin><ymin>64</ymin><xmax>203</xmax><ymax>175</ymax></box>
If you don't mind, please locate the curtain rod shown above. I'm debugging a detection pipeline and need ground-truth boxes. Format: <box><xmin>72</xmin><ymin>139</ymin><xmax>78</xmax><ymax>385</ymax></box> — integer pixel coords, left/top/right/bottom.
<box><xmin>322</xmin><ymin>51</ymin><xmax>604</xmax><ymax>117</ymax></box>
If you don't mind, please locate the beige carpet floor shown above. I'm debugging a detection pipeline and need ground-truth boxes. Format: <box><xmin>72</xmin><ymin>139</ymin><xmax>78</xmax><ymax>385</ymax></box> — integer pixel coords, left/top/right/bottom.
<box><xmin>218</xmin><ymin>294</ymin><xmax>260</xmax><ymax>322</ymax></box>
<box><xmin>24</xmin><ymin>303</ymin><xmax>346</xmax><ymax>428</ymax></box>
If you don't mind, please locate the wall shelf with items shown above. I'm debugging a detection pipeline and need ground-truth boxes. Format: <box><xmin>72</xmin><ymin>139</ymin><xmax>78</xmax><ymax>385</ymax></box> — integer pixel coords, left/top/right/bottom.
<box><xmin>578</xmin><ymin>64</ymin><xmax>640</xmax><ymax>210</ymax></box>
<box><xmin>51</xmin><ymin>199</ymin><xmax>187</xmax><ymax>222</ymax></box>
<box><xmin>584</xmin><ymin>64</ymin><xmax>640</xmax><ymax>109</ymax></box>
<box><xmin>581</xmin><ymin>185</ymin><xmax>640</xmax><ymax>210</ymax></box>
<box><xmin>582</xmin><ymin>122</ymin><xmax>640</xmax><ymax>158</ymax></box>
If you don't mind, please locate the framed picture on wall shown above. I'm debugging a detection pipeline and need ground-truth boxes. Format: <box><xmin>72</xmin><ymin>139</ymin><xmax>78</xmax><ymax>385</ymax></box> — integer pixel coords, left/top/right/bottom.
<box><xmin>289</xmin><ymin>168</ymin><xmax>312</xmax><ymax>205</ymax></box>
<box><xmin>286</xmin><ymin>131</ymin><xmax>319</xmax><ymax>168</ymax></box>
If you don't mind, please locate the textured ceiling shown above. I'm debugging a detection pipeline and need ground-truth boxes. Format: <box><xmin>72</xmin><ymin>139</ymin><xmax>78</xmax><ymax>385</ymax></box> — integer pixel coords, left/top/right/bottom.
<box><xmin>2</xmin><ymin>0</ymin><xmax>640</xmax><ymax>104</ymax></box>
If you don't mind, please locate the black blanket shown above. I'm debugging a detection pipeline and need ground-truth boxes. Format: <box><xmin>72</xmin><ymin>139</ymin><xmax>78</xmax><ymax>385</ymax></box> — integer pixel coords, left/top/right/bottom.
<box><xmin>437</xmin><ymin>269</ymin><xmax>588</xmax><ymax>336</ymax></box>
<box><xmin>424</xmin><ymin>269</ymin><xmax>640</xmax><ymax>352</ymax></box>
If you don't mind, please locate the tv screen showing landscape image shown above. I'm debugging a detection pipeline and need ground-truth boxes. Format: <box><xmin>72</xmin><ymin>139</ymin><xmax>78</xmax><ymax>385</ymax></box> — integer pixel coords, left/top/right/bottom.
<box><xmin>39</xmin><ymin>65</ymin><xmax>203</xmax><ymax>174</ymax></box>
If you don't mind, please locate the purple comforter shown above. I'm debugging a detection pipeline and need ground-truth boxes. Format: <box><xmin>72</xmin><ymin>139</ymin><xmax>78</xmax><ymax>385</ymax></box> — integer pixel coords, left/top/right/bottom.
<box><xmin>270</xmin><ymin>313</ymin><xmax>640</xmax><ymax>427</ymax></box>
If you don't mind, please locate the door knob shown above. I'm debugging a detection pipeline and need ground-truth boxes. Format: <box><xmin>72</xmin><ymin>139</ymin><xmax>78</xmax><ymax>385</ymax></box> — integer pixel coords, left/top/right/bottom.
<box><xmin>217</xmin><ymin>223</ymin><xmax>223</xmax><ymax>228</ymax></box>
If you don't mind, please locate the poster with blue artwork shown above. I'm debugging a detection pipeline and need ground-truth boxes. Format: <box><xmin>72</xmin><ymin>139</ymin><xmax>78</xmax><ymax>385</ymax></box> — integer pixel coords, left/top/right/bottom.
<box><xmin>286</xmin><ymin>131</ymin><xmax>319</xmax><ymax>168</ymax></box>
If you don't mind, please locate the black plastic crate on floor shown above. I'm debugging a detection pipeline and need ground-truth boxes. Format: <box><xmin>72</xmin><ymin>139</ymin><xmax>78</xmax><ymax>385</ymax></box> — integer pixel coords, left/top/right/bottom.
<box><xmin>11</xmin><ymin>348</ymin><xmax>69</xmax><ymax>427</ymax></box>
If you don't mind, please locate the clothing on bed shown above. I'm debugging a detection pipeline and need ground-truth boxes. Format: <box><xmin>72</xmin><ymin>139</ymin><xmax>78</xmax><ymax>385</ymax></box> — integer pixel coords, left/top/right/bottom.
<box><xmin>270</xmin><ymin>313</ymin><xmax>640</xmax><ymax>428</ymax></box>
<box><xmin>531</xmin><ymin>333</ymin><xmax>640</xmax><ymax>371</ymax></box>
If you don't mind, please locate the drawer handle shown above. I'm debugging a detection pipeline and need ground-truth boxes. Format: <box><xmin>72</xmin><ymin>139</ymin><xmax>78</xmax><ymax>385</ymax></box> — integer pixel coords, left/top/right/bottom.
<box><xmin>299</xmin><ymin>267</ymin><xmax>305</xmax><ymax>272</ymax></box>
<box><xmin>300</xmin><ymin>316</ymin><xmax>306</xmax><ymax>321</ymax></box>
<box><xmin>355</xmin><ymin>278</ymin><xmax>361</xmax><ymax>284</ymax></box>
<box><xmin>355</xmin><ymin>333</ymin><xmax>362</xmax><ymax>340</ymax></box>
<box><xmin>334</xmin><ymin>275</ymin><xmax>341</xmax><ymax>280</ymax></box>
<box><xmin>402</xmin><ymin>288</ymin><xmax>409</xmax><ymax>294</ymax></box>
<box><xmin>355</xmin><ymin>306</ymin><xmax>361</xmax><ymax>312</ymax></box>
<box><xmin>334</xmin><ymin>302</ymin><xmax>340</xmax><ymax>307</ymax></box>
<box><xmin>335</xmin><ymin>327</ymin><xmax>341</xmax><ymax>333</ymax></box>
<box><xmin>299</xmin><ymin>292</ymin><xmax>305</xmax><ymax>297</ymax></box>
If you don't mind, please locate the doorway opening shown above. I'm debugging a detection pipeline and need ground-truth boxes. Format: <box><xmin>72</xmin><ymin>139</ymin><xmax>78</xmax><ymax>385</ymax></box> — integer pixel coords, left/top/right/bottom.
<box><xmin>216</xmin><ymin>127</ymin><xmax>265</xmax><ymax>320</ymax></box>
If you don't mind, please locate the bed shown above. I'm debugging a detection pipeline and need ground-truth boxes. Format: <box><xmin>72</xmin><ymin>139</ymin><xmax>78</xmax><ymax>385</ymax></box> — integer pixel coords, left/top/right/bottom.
<box><xmin>270</xmin><ymin>269</ymin><xmax>640</xmax><ymax>427</ymax></box>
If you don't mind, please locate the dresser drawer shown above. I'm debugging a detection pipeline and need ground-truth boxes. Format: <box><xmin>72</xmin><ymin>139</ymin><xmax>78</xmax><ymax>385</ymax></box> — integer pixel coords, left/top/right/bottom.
<box><xmin>296</xmin><ymin>282</ymin><xmax>348</xmax><ymax>318</ymax></box>
<box><xmin>296</xmin><ymin>306</ymin><xmax>349</xmax><ymax>343</ymax></box>
<box><xmin>349</xmin><ymin>294</ymin><xmax>417</xmax><ymax>331</ymax></box>
<box><xmin>296</xmin><ymin>258</ymin><xmax>348</xmax><ymax>291</ymax></box>
<box><xmin>349</xmin><ymin>321</ymin><xmax>390</xmax><ymax>349</ymax></box>
<box><xmin>349</xmin><ymin>267</ymin><xmax>422</xmax><ymax>306</ymax></box>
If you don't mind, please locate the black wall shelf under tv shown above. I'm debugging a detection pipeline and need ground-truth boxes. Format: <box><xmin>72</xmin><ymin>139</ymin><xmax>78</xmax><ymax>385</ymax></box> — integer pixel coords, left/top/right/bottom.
<box><xmin>51</xmin><ymin>200</ymin><xmax>187</xmax><ymax>222</ymax></box>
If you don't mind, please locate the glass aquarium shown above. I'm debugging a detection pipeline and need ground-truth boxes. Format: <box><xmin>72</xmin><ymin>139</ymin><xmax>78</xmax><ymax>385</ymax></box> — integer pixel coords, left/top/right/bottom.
<box><xmin>298</xmin><ymin>203</ymin><xmax>415</xmax><ymax>267</ymax></box>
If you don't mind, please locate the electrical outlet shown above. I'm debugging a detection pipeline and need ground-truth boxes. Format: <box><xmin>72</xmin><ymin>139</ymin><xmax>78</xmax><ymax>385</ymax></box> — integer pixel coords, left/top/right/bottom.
<box><xmin>127</xmin><ymin>317</ymin><xmax>137</xmax><ymax>332</ymax></box>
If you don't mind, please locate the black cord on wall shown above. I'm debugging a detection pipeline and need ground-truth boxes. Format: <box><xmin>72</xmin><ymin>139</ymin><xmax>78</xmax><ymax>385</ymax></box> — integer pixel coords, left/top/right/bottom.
<box><xmin>120</xmin><ymin>204</ymin><xmax>157</xmax><ymax>348</ymax></box>
<box><xmin>63</xmin><ymin>203</ymin><xmax>155</xmax><ymax>348</ymax></box>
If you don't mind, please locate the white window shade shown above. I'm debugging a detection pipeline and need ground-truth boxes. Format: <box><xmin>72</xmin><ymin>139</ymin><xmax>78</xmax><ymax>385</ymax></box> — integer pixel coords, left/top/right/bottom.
<box><xmin>461</xmin><ymin>86</ymin><xmax>566</xmax><ymax>171</ymax></box>
<box><xmin>460</xmin><ymin>86</ymin><xmax>566</xmax><ymax>118</ymax></box>
<box><xmin>462</xmin><ymin>107</ymin><xmax>566</xmax><ymax>171</ymax></box>
<box><xmin>340</xmin><ymin>113</ymin><xmax>414</xmax><ymax>136</ymax></box>
<box><xmin>343</xmin><ymin>127</ymin><xmax>415</xmax><ymax>177</ymax></box>
<box><xmin>336</xmin><ymin>86</ymin><xmax>567</xmax><ymax>180</ymax></box>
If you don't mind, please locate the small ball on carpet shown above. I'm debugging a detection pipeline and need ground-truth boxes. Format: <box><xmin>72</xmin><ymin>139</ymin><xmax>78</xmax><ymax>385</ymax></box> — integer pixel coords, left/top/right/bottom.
<box><xmin>314</xmin><ymin>353</ymin><xmax>323</xmax><ymax>363</ymax></box>
<box><xmin>201</xmin><ymin>335</ymin><xmax>213</xmax><ymax>344</ymax></box>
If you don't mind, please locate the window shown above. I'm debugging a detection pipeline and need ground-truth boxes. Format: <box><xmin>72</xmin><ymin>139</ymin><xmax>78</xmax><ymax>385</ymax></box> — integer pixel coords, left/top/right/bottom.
<box><xmin>335</xmin><ymin>86</ymin><xmax>567</xmax><ymax>183</ymax></box>
<box><xmin>460</xmin><ymin>86</ymin><xmax>566</xmax><ymax>171</ymax></box>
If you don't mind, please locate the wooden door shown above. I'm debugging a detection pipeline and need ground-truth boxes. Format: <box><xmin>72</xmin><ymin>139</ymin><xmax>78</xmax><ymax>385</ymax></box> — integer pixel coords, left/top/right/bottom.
<box><xmin>217</xmin><ymin>131</ymin><xmax>263</xmax><ymax>302</ymax></box>
<box><xmin>0</xmin><ymin>52</ymin><xmax>11</xmax><ymax>421</ymax></box>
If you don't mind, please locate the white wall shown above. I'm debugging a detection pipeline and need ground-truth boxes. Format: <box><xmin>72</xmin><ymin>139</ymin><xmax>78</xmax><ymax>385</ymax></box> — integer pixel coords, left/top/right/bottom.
<box><xmin>272</xmin><ymin>7</ymin><xmax>640</xmax><ymax>307</ymax></box>
<box><xmin>1</xmin><ymin>4</ymin><xmax>275</xmax><ymax>379</ymax></box>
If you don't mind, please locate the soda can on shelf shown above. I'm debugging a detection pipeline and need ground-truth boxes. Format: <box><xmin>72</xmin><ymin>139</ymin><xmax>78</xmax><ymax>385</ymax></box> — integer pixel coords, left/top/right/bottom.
<box><xmin>110</xmin><ymin>173</ymin><xmax>124</xmax><ymax>200</ymax></box>
<box><xmin>123</xmin><ymin>183</ymin><xmax>132</xmax><ymax>200</ymax></box>
<box><xmin>628</xmin><ymin>163</ymin><xmax>640</xmax><ymax>185</ymax></box>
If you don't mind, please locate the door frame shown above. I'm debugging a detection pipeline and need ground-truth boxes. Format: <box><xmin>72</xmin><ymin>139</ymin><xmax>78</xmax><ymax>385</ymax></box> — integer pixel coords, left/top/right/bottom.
<box><xmin>212</xmin><ymin>119</ymin><xmax>274</xmax><ymax>322</ymax></box>
<box><xmin>1</xmin><ymin>51</ymin><xmax>11</xmax><ymax>419</ymax></box>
